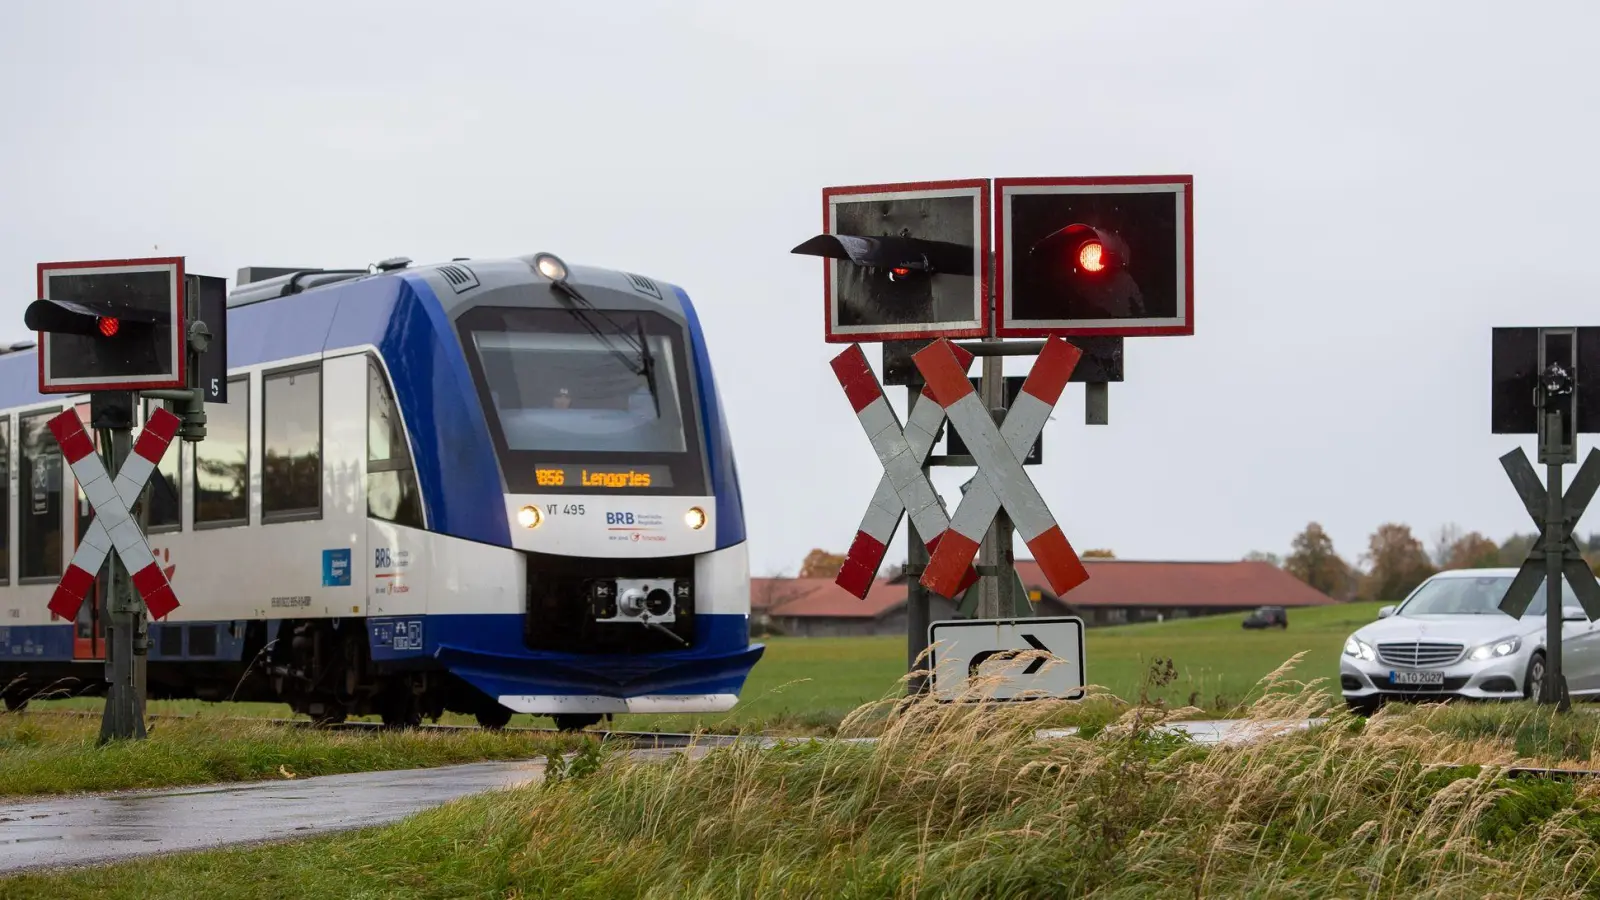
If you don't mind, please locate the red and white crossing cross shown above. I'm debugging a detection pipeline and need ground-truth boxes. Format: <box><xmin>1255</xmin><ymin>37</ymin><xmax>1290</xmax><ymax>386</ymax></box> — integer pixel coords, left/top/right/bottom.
<box><xmin>46</xmin><ymin>408</ymin><xmax>182</xmax><ymax>622</ymax></box>
<box><xmin>915</xmin><ymin>336</ymin><xmax>1091</xmax><ymax>599</ymax></box>
<box><xmin>830</xmin><ymin>343</ymin><xmax>980</xmax><ymax>600</ymax></box>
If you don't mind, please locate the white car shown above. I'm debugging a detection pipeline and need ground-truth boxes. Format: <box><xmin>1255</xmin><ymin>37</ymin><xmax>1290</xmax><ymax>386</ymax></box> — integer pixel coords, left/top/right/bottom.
<box><xmin>1340</xmin><ymin>567</ymin><xmax>1598</xmax><ymax>713</ymax></box>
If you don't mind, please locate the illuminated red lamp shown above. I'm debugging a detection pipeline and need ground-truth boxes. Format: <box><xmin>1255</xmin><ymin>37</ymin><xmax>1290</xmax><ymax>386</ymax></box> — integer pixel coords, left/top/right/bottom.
<box><xmin>1077</xmin><ymin>241</ymin><xmax>1105</xmax><ymax>273</ymax></box>
<box><xmin>97</xmin><ymin>316</ymin><xmax>119</xmax><ymax>337</ymax></box>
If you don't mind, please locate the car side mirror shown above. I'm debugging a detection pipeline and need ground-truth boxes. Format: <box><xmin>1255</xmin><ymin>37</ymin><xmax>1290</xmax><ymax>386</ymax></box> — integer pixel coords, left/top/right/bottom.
<box><xmin>1377</xmin><ymin>605</ymin><xmax>1396</xmax><ymax>619</ymax></box>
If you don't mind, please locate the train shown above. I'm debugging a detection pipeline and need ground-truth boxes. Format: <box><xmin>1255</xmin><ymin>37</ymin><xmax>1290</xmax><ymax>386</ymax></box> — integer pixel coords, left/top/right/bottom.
<box><xmin>0</xmin><ymin>252</ymin><xmax>764</xmax><ymax>730</ymax></box>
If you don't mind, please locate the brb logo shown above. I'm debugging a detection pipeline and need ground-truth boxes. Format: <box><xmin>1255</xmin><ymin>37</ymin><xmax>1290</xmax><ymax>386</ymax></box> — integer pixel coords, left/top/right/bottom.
<box><xmin>606</xmin><ymin>512</ymin><xmax>636</xmax><ymax>526</ymax></box>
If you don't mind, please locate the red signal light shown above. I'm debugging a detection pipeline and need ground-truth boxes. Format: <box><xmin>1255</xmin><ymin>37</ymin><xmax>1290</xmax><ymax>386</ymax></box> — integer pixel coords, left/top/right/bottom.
<box><xmin>97</xmin><ymin>317</ymin><xmax>120</xmax><ymax>337</ymax></box>
<box><xmin>1077</xmin><ymin>242</ymin><xmax>1106</xmax><ymax>273</ymax></box>
<box><xmin>891</xmin><ymin>266</ymin><xmax>911</xmax><ymax>277</ymax></box>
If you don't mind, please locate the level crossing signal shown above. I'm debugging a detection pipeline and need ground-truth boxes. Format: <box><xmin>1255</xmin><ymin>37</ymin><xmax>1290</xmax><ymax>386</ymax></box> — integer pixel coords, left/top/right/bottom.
<box><xmin>797</xmin><ymin>175</ymin><xmax>1195</xmax><ymax>700</ymax></box>
<box><xmin>1493</xmin><ymin>325</ymin><xmax>1600</xmax><ymax>709</ymax></box>
<box><xmin>794</xmin><ymin>179</ymin><xmax>990</xmax><ymax>343</ymax></box>
<box><xmin>21</xmin><ymin>255</ymin><xmax>221</xmax><ymax>742</ymax></box>
<box><xmin>995</xmin><ymin>176</ymin><xmax>1193</xmax><ymax>338</ymax></box>
<box><xmin>27</xmin><ymin>258</ymin><xmax>188</xmax><ymax>393</ymax></box>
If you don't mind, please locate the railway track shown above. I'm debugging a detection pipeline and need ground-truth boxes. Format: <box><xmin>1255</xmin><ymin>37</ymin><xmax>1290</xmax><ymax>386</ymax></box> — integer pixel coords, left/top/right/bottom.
<box><xmin>21</xmin><ymin>708</ymin><xmax>736</xmax><ymax>748</ymax></box>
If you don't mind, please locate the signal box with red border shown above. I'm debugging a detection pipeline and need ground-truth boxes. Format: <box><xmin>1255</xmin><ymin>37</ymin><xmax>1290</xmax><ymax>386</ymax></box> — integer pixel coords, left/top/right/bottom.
<box><xmin>996</xmin><ymin>176</ymin><xmax>1193</xmax><ymax>338</ymax></box>
<box><xmin>26</xmin><ymin>257</ymin><xmax>187</xmax><ymax>394</ymax></box>
<box><xmin>795</xmin><ymin>180</ymin><xmax>990</xmax><ymax>344</ymax></box>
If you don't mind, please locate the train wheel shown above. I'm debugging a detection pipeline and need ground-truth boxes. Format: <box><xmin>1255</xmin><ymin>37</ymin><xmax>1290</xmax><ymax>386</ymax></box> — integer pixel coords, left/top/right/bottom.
<box><xmin>476</xmin><ymin>705</ymin><xmax>514</xmax><ymax>730</ymax></box>
<box><xmin>3</xmin><ymin>693</ymin><xmax>27</xmax><ymax>713</ymax></box>
<box><xmin>551</xmin><ymin>714</ymin><xmax>603</xmax><ymax>732</ymax></box>
<box><xmin>378</xmin><ymin>685</ymin><xmax>422</xmax><ymax>729</ymax></box>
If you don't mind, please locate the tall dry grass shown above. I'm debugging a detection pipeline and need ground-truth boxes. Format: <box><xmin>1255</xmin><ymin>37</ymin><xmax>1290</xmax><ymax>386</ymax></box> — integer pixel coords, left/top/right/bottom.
<box><xmin>12</xmin><ymin>656</ymin><xmax>1600</xmax><ymax>898</ymax></box>
<box><xmin>501</xmin><ymin>656</ymin><xmax>1600</xmax><ymax>898</ymax></box>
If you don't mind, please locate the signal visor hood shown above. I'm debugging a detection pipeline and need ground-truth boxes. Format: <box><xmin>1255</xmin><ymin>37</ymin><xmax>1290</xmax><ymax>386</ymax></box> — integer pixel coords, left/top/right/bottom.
<box><xmin>792</xmin><ymin>234</ymin><xmax>975</xmax><ymax>277</ymax></box>
<box><xmin>24</xmin><ymin>297</ymin><xmax>170</xmax><ymax>335</ymax></box>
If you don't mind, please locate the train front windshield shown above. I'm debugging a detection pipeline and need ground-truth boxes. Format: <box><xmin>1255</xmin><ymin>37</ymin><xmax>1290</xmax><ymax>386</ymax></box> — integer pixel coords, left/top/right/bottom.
<box><xmin>457</xmin><ymin>306</ymin><xmax>709</xmax><ymax>495</ymax></box>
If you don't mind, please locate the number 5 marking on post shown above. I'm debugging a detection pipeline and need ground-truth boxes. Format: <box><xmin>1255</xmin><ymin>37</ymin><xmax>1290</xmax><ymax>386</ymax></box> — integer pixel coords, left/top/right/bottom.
<box><xmin>46</xmin><ymin>408</ymin><xmax>182</xmax><ymax>621</ymax></box>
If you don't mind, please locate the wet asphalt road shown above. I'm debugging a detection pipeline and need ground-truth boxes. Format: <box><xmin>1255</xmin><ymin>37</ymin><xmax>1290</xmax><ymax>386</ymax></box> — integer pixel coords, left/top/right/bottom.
<box><xmin>0</xmin><ymin>757</ymin><xmax>558</xmax><ymax>874</ymax></box>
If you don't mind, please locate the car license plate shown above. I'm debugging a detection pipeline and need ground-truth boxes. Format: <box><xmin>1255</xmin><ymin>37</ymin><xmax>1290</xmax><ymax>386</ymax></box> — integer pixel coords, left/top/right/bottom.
<box><xmin>1389</xmin><ymin>670</ymin><xmax>1444</xmax><ymax>686</ymax></box>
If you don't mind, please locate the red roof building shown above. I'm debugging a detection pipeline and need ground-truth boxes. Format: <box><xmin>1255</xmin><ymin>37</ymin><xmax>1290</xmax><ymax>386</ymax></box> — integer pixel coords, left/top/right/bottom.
<box><xmin>754</xmin><ymin>559</ymin><xmax>1337</xmax><ymax>637</ymax></box>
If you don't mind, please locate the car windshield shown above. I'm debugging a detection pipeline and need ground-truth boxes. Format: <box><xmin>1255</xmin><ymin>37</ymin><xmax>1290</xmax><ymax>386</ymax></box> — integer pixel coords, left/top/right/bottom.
<box><xmin>1397</xmin><ymin>574</ymin><xmax>1569</xmax><ymax>616</ymax></box>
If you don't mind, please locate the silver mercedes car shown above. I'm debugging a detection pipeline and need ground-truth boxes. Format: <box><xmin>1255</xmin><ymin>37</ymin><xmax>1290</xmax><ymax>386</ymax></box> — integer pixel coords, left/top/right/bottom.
<box><xmin>1340</xmin><ymin>567</ymin><xmax>1596</xmax><ymax>713</ymax></box>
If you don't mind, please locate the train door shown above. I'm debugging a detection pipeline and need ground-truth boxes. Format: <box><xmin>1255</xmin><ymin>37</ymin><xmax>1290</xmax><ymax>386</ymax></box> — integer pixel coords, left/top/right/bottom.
<box><xmin>70</xmin><ymin>402</ymin><xmax>103</xmax><ymax>661</ymax></box>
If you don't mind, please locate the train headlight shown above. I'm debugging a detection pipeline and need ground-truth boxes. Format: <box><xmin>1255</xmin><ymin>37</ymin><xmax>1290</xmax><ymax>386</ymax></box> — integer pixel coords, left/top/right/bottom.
<box><xmin>517</xmin><ymin>505</ymin><xmax>543</xmax><ymax>529</ymax></box>
<box><xmin>532</xmin><ymin>252</ymin><xmax>569</xmax><ymax>283</ymax></box>
<box><xmin>684</xmin><ymin>506</ymin><xmax>707</xmax><ymax>530</ymax></box>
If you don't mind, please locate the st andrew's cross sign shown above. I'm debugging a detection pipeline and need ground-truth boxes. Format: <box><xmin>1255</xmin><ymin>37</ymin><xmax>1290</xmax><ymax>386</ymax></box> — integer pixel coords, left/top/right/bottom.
<box><xmin>46</xmin><ymin>407</ymin><xmax>182</xmax><ymax>621</ymax></box>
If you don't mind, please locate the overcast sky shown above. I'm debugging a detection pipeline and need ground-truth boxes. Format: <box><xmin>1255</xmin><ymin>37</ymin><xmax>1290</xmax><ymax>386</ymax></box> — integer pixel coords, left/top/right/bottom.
<box><xmin>3</xmin><ymin>1</ymin><xmax>1596</xmax><ymax>577</ymax></box>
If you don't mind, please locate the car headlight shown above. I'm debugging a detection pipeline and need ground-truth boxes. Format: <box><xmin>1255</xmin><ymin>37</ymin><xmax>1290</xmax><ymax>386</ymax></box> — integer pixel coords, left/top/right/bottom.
<box><xmin>1468</xmin><ymin>635</ymin><xmax>1521</xmax><ymax>661</ymax></box>
<box><xmin>1343</xmin><ymin>637</ymin><xmax>1376</xmax><ymax>661</ymax></box>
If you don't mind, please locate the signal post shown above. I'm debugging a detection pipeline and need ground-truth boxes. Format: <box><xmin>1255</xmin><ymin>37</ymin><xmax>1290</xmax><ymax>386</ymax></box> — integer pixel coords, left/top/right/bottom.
<box><xmin>1493</xmin><ymin>327</ymin><xmax>1600</xmax><ymax>709</ymax></box>
<box><xmin>796</xmin><ymin>176</ymin><xmax>1194</xmax><ymax>701</ymax></box>
<box><xmin>24</xmin><ymin>257</ymin><xmax>225</xmax><ymax>742</ymax></box>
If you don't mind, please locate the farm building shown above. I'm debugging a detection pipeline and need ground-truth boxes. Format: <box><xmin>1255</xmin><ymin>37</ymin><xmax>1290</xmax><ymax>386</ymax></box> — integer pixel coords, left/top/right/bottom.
<box><xmin>753</xmin><ymin>559</ymin><xmax>1338</xmax><ymax>637</ymax></box>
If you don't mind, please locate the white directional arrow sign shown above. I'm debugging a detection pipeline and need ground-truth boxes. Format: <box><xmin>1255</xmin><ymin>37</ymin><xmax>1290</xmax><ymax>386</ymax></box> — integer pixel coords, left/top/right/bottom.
<box><xmin>928</xmin><ymin>616</ymin><xmax>1086</xmax><ymax>701</ymax></box>
<box><xmin>46</xmin><ymin>407</ymin><xmax>182</xmax><ymax>621</ymax></box>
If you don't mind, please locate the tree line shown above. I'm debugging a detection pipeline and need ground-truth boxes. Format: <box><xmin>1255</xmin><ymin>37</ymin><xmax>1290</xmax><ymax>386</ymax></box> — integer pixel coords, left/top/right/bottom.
<box><xmin>1248</xmin><ymin>523</ymin><xmax>1600</xmax><ymax>603</ymax></box>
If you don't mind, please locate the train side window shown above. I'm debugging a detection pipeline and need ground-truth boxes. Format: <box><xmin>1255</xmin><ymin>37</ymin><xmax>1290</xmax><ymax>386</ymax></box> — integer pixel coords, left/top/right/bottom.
<box><xmin>367</xmin><ymin>358</ymin><xmax>423</xmax><ymax>528</ymax></box>
<box><xmin>18</xmin><ymin>411</ymin><xmax>62</xmax><ymax>581</ymax></box>
<box><xmin>194</xmin><ymin>376</ymin><xmax>249</xmax><ymax>527</ymax></box>
<box><xmin>0</xmin><ymin>416</ymin><xmax>10</xmax><ymax>584</ymax></box>
<box><xmin>137</xmin><ymin>400</ymin><xmax>182</xmax><ymax>533</ymax></box>
<box><xmin>262</xmin><ymin>365</ymin><xmax>322</xmax><ymax>521</ymax></box>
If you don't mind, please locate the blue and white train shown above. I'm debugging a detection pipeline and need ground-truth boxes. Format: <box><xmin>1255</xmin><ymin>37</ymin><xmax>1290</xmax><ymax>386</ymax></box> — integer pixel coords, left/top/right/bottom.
<box><xmin>0</xmin><ymin>253</ymin><xmax>763</xmax><ymax>729</ymax></box>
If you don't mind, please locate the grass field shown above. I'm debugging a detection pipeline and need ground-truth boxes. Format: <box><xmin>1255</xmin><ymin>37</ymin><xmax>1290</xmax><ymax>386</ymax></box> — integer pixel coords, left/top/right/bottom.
<box><xmin>12</xmin><ymin>686</ymin><xmax>1600</xmax><ymax>898</ymax></box>
<box><xmin>0</xmin><ymin>713</ymin><xmax>583</xmax><ymax>800</ymax></box>
<box><xmin>20</xmin><ymin>602</ymin><xmax>1386</xmax><ymax>733</ymax></box>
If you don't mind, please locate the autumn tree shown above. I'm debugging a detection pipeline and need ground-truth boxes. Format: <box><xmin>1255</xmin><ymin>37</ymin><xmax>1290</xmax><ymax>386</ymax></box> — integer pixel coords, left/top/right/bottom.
<box><xmin>1581</xmin><ymin>534</ymin><xmax>1600</xmax><ymax>574</ymax></box>
<box><xmin>1443</xmin><ymin>531</ymin><xmax>1501</xmax><ymax>570</ymax></box>
<box><xmin>1284</xmin><ymin>522</ymin><xmax>1351</xmax><ymax>596</ymax></box>
<box><xmin>1361</xmin><ymin>523</ymin><xmax>1436</xmax><ymax>602</ymax></box>
<box><xmin>798</xmin><ymin>548</ymin><xmax>847</xmax><ymax>579</ymax></box>
<box><xmin>1082</xmin><ymin>549</ymin><xmax>1115</xmax><ymax>559</ymax></box>
<box><xmin>1430</xmin><ymin>522</ymin><xmax>1464</xmax><ymax>568</ymax></box>
<box><xmin>1499</xmin><ymin>533</ymin><xmax>1537</xmax><ymax>567</ymax></box>
<box><xmin>1244</xmin><ymin>550</ymin><xmax>1282</xmax><ymax>566</ymax></box>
